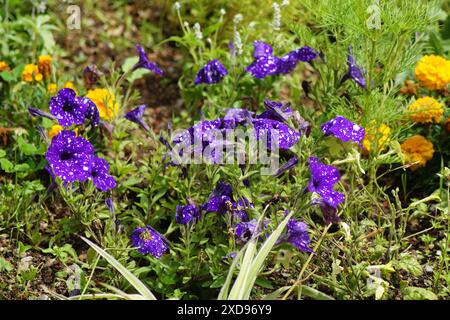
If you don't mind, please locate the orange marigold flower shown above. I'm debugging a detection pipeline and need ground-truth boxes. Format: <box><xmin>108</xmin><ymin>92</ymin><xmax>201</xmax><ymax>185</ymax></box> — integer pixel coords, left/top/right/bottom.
<box><xmin>0</xmin><ymin>61</ymin><xmax>10</xmax><ymax>72</ymax></box>
<box><xmin>400</xmin><ymin>135</ymin><xmax>434</xmax><ymax>170</ymax></box>
<box><xmin>38</xmin><ymin>55</ymin><xmax>52</xmax><ymax>79</ymax></box>
<box><xmin>47</xmin><ymin>83</ymin><xmax>57</xmax><ymax>94</ymax></box>
<box><xmin>414</xmin><ymin>55</ymin><xmax>450</xmax><ymax>90</ymax></box>
<box><xmin>407</xmin><ymin>96</ymin><xmax>444</xmax><ymax>124</ymax></box>
<box><xmin>362</xmin><ymin>122</ymin><xmax>391</xmax><ymax>154</ymax></box>
<box><xmin>86</xmin><ymin>88</ymin><xmax>119</xmax><ymax>120</ymax></box>
<box><xmin>22</xmin><ymin>64</ymin><xmax>43</xmax><ymax>82</ymax></box>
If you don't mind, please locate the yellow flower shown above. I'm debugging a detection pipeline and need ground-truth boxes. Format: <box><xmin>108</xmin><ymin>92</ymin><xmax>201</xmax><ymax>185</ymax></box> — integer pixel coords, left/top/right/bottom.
<box><xmin>48</xmin><ymin>125</ymin><xmax>63</xmax><ymax>139</ymax></box>
<box><xmin>0</xmin><ymin>61</ymin><xmax>10</xmax><ymax>72</ymax></box>
<box><xmin>362</xmin><ymin>122</ymin><xmax>391</xmax><ymax>154</ymax></box>
<box><xmin>64</xmin><ymin>81</ymin><xmax>78</xmax><ymax>95</ymax></box>
<box><xmin>22</xmin><ymin>64</ymin><xmax>43</xmax><ymax>82</ymax></box>
<box><xmin>48</xmin><ymin>125</ymin><xmax>78</xmax><ymax>139</ymax></box>
<box><xmin>407</xmin><ymin>96</ymin><xmax>444</xmax><ymax>124</ymax></box>
<box><xmin>86</xmin><ymin>88</ymin><xmax>119</xmax><ymax>120</ymax></box>
<box><xmin>401</xmin><ymin>135</ymin><xmax>434</xmax><ymax>170</ymax></box>
<box><xmin>47</xmin><ymin>83</ymin><xmax>57</xmax><ymax>94</ymax></box>
<box><xmin>414</xmin><ymin>55</ymin><xmax>450</xmax><ymax>90</ymax></box>
<box><xmin>38</xmin><ymin>55</ymin><xmax>52</xmax><ymax>79</ymax></box>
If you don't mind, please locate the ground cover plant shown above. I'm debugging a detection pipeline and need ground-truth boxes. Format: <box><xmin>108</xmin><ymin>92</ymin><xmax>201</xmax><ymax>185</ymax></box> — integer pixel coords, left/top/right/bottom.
<box><xmin>0</xmin><ymin>0</ymin><xmax>450</xmax><ymax>300</ymax></box>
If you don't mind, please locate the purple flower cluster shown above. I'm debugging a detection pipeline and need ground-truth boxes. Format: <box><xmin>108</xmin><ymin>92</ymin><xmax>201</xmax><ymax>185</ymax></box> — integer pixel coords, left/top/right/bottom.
<box><xmin>166</xmin><ymin>99</ymin><xmax>303</xmax><ymax>166</ymax></box>
<box><xmin>45</xmin><ymin>130</ymin><xmax>116</xmax><ymax>192</ymax></box>
<box><xmin>246</xmin><ymin>41</ymin><xmax>318</xmax><ymax>78</ymax></box>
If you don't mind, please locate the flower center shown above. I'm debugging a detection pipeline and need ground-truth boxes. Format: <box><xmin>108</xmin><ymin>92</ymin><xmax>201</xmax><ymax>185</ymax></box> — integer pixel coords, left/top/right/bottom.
<box><xmin>60</xmin><ymin>151</ymin><xmax>73</xmax><ymax>160</ymax></box>
<box><xmin>139</xmin><ymin>229</ymin><xmax>152</xmax><ymax>241</ymax></box>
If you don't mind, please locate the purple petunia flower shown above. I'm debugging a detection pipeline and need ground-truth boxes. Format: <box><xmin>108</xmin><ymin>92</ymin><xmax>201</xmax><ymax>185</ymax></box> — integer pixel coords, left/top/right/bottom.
<box><xmin>28</xmin><ymin>106</ymin><xmax>56</xmax><ymax>120</ymax></box>
<box><xmin>257</xmin><ymin>100</ymin><xmax>293</xmax><ymax>123</ymax></box>
<box><xmin>223</xmin><ymin>108</ymin><xmax>254</xmax><ymax>128</ymax></box>
<box><xmin>45</xmin><ymin>130</ymin><xmax>94</xmax><ymax>183</ymax></box>
<box><xmin>311</xmin><ymin>197</ymin><xmax>340</xmax><ymax>225</ymax></box>
<box><xmin>130</xmin><ymin>226</ymin><xmax>168</xmax><ymax>258</ymax></box>
<box><xmin>274</xmin><ymin>155</ymin><xmax>299</xmax><ymax>177</ymax></box>
<box><xmin>246</xmin><ymin>41</ymin><xmax>318</xmax><ymax>79</ymax></box>
<box><xmin>321</xmin><ymin>116</ymin><xmax>365</xmax><ymax>147</ymax></box>
<box><xmin>173</xmin><ymin>119</ymin><xmax>223</xmax><ymax>145</ymax></box>
<box><xmin>174</xmin><ymin>204</ymin><xmax>201</xmax><ymax>224</ymax></box>
<box><xmin>342</xmin><ymin>47</ymin><xmax>366</xmax><ymax>89</ymax></box>
<box><xmin>105</xmin><ymin>197</ymin><xmax>115</xmax><ymax>214</ymax></box>
<box><xmin>235</xmin><ymin>219</ymin><xmax>258</xmax><ymax>243</ymax></box>
<box><xmin>235</xmin><ymin>218</ymin><xmax>270</xmax><ymax>244</ymax></box>
<box><xmin>82</xmin><ymin>97</ymin><xmax>100</xmax><ymax>126</ymax></box>
<box><xmin>49</xmin><ymin>89</ymin><xmax>91</xmax><ymax>127</ymax></box>
<box><xmin>124</xmin><ymin>104</ymin><xmax>150</xmax><ymax>132</ymax></box>
<box><xmin>89</xmin><ymin>156</ymin><xmax>116</xmax><ymax>192</ymax></box>
<box><xmin>295</xmin><ymin>46</ymin><xmax>320</xmax><ymax>62</ymax></box>
<box><xmin>307</xmin><ymin>157</ymin><xmax>344</xmax><ymax>208</ymax></box>
<box><xmin>201</xmin><ymin>181</ymin><xmax>233</xmax><ymax>214</ymax></box>
<box><xmin>281</xmin><ymin>217</ymin><xmax>313</xmax><ymax>253</ymax></box>
<box><xmin>246</xmin><ymin>54</ymin><xmax>280</xmax><ymax>78</ymax></box>
<box><xmin>194</xmin><ymin>59</ymin><xmax>228</xmax><ymax>85</ymax></box>
<box><xmin>131</xmin><ymin>44</ymin><xmax>163</xmax><ymax>75</ymax></box>
<box><xmin>252</xmin><ymin>119</ymin><xmax>301</xmax><ymax>150</ymax></box>
<box><xmin>253</xmin><ymin>41</ymin><xmax>274</xmax><ymax>58</ymax></box>
<box><xmin>231</xmin><ymin>198</ymin><xmax>253</xmax><ymax>221</ymax></box>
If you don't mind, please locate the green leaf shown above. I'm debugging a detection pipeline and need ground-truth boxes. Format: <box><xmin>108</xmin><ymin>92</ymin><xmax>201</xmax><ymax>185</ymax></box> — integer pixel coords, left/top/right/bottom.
<box><xmin>18</xmin><ymin>136</ymin><xmax>37</xmax><ymax>156</ymax></box>
<box><xmin>122</xmin><ymin>57</ymin><xmax>139</xmax><ymax>73</ymax></box>
<box><xmin>210</xmin><ymin>276</ymin><xmax>226</xmax><ymax>288</ymax></box>
<box><xmin>402</xmin><ymin>287</ymin><xmax>438</xmax><ymax>300</ymax></box>
<box><xmin>0</xmin><ymin>257</ymin><xmax>13</xmax><ymax>272</ymax></box>
<box><xmin>397</xmin><ymin>255</ymin><xmax>422</xmax><ymax>277</ymax></box>
<box><xmin>255</xmin><ymin>277</ymin><xmax>274</xmax><ymax>289</ymax></box>
<box><xmin>301</xmin><ymin>285</ymin><xmax>335</xmax><ymax>300</ymax></box>
<box><xmin>0</xmin><ymin>149</ymin><xmax>6</xmax><ymax>158</ymax></box>
<box><xmin>13</xmin><ymin>163</ymin><xmax>30</xmax><ymax>172</ymax></box>
<box><xmin>0</xmin><ymin>158</ymin><xmax>14</xmax><ymax>172</ymax></box>
<box><xmin>40</xmin><ymin>29</ymin><xmax>56</xmax><ymax>52</ymax></box>
<box><xmin>0</xmin><ymin>71</ymin><xmax>13</xmax><ymax>82</ymax></box>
